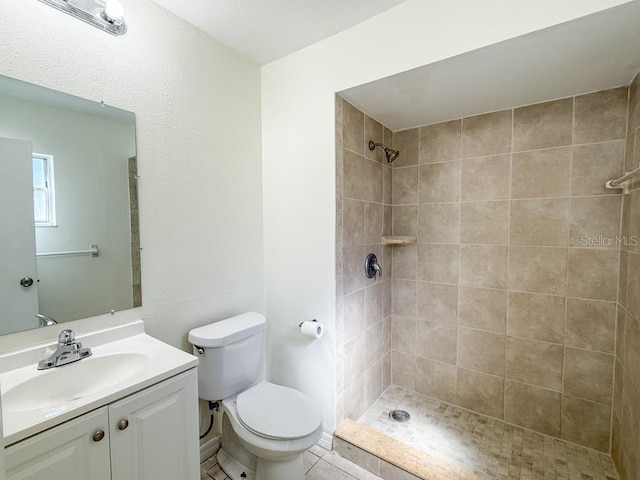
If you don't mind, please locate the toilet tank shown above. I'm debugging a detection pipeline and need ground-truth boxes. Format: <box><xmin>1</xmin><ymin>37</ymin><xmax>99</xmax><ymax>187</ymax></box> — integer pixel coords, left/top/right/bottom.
<box><xmin>188</xmin><ymin>312</ymin><xmax>266</xmax><ymax>401</ymax></box>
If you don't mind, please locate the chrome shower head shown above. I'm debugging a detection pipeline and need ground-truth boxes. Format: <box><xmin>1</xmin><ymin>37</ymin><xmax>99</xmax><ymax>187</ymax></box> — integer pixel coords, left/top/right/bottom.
<box><xmin>368</xmin><ymin>141</ymin><xmax>400</xmax><ymax>163</ymax></box>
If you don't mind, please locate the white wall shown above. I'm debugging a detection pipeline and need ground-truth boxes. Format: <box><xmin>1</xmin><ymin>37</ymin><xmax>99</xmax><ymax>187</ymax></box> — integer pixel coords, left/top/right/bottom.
<box><xmin>261</xmin><ymin>0</ymin><xmax>632</xmax><ymax>435</ymax></box>
<box><xmin>0</xmin><ymin>0</ymin><xmax>263</xmax><ymax>349</ymax></box>
<box><xmin>0</xmin><ymin>93</ymin><xmax>135</xmax><ymax>323</ymax></box>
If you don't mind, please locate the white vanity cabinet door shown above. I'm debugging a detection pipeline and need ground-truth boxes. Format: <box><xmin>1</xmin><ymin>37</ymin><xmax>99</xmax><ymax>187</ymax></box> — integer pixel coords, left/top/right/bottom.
<box><xmin>108</xmin><ymin>370</ymin><xmax>199</xmax><ymax>480</ymax></box>
<box><xmin>5</xmin><ymin>407</ymin><xmax>111</xmax><ymax>480</ymax></box>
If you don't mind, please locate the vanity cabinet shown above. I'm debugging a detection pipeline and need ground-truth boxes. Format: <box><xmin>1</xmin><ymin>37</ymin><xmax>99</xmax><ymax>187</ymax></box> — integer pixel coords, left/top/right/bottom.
<box><xmin>5</xmin><ymin>370</ymin><xmax>199</xmax><ymax>480</ymax></box>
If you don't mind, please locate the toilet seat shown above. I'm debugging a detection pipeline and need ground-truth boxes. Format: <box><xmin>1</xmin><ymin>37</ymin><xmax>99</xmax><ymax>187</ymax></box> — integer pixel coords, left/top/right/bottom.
<box><xmin>236</xmin><ymin>382</ymin><xmax>321</xmax><ymax>440</ymax></box>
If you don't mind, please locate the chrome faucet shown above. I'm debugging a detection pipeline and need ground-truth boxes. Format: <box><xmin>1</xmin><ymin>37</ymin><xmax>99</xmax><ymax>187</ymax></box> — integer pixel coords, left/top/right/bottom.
<box><xmin>37</xmin><ymin>329</ymin><xmax>92</xmax><ymax>370</ymax></box>
<box><xmin>36</xmin><ymin>313</ymin><xmax>58</xmax><ymax>327</ymax></box>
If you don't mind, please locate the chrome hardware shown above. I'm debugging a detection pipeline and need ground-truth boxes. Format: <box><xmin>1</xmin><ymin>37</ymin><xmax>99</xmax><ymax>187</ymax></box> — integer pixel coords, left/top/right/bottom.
<box><xmin>93</xmin><ymin>430</ymin><xmax>105</xmax><ymax>442</ymax></box>
<box><xmin>365</xmin><ymin>253</ymin><xmax>382</xmax><ymax>278</ymax></box>
<box><xmin>37</xmin><ymin>328</ymin><xmax>93</xmax><ymax>370</ymax></box>
<box><xmin>20</xmin><ymin>277</ymin><xmax>34</xmax><ymax>288</ymax></box>
<box><xmin>117</xmin><ymin>419</ymin><xmax>129</xmax><ymax>431</ymax></box>
<box><xmin>194</xmin><ymin>346</ymin><xmax>205</xmax><ymax>355</ymax></box>
<box><xmin>36</xmin><ymin>313</ymin><xmax>58</xmax><ymax>327</ymax></box>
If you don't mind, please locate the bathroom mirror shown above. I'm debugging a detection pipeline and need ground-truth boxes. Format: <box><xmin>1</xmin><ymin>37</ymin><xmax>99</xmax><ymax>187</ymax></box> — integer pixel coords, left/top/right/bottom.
<box><xmin>0</xmin><ymin>74</ymin><xmax>139</xmax><ymax>336</ymax></box>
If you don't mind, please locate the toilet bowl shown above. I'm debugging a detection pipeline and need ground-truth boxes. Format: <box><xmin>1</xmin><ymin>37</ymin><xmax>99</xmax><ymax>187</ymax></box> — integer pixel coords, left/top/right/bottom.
<box><xmin>189</xmin><ymin>313</ymin><xmax>322</xmax><ymax>480</ymax></box>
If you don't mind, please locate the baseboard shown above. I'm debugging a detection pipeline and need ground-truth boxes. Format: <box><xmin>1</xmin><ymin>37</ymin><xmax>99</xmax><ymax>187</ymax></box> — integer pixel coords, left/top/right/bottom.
<box><xmin>318</xmin><ymin>431</ymin><xmax>333</xmax><ymax>451</ymax></box>
<box><xmin>200</xmin><ymin>434</ymin><xmax>221</xmax><ymax>463</ymax></box>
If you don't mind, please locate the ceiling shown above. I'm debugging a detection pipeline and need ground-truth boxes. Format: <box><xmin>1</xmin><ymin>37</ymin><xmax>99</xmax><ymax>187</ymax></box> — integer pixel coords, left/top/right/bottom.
<box><xmin>340</xmin><ymin>1</ymin><xmax>640</xmax><ymax>131</ymax></box>
<box><xmin>150</xmin><ymin>0</ymin><xmax>407</xmax><ymax>65</ymax></box>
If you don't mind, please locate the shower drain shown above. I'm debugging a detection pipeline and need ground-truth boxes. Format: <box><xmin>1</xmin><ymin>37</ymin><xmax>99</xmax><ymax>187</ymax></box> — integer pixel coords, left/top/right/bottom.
<box><xmin>389</xmin><ymin>409</ymin><xmax>411</xmax><ymax>423</ymax></box>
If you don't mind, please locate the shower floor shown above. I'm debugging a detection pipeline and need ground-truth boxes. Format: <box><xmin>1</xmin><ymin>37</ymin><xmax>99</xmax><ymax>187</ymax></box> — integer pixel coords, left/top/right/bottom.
<box><xmin>358</xmin><ymin>385</ymin><xmax>619</xmax><ymax>480</ymax></box>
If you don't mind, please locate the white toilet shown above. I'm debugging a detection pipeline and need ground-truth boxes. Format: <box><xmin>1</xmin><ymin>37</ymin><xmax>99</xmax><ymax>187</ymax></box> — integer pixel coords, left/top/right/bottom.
<box><xmin>189</xmin><ymin>312</ymin><xmax>322</xmax><ymax>480</ymax></box>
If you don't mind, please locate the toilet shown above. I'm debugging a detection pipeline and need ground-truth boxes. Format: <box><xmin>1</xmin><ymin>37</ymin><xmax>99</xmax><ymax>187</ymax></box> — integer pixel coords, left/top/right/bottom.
<box><xmin>189</xmin><ymin>312</ymin><xmax>322</xmax><ymax>480</ymax></box>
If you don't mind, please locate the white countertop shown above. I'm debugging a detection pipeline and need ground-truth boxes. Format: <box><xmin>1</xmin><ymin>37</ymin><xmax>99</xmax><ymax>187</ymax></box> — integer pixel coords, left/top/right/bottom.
<box><xmin>0</xmin><ymin>321</ymin><xmax>198</xmax><ymax>446</ymax></box>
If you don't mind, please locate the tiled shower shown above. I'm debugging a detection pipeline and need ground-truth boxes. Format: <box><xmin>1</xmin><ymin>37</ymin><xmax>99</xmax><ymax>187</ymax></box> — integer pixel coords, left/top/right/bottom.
<box><xmin>336</xmin><ymin>73</ymin><xmax>640</xmax><ymax>479</ymax></box>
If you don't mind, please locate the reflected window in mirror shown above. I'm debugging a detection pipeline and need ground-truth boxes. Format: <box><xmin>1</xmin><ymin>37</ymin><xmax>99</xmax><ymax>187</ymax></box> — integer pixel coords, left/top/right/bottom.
<box><xmin>33</xmin><ymin>153</ymin><xmax>56</xmax><ymax>227</ymax></box>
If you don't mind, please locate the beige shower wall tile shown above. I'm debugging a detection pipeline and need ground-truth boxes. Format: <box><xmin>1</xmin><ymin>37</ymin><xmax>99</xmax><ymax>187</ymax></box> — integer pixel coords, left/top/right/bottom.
<box><xmin>364</xmin><ymin>202</ymin><xmax>383</xmax><ymax>246</ymax></box>
<box><xmin>416</xmin><ymin>282</ymin><xmax>458</xmax><ymax>325</ymax></box>
<box><xmin>456</xmin><ymin>367</ymin><xmax>504</xmax><ymax>418</ymax></box>
<box><xmin>391</xmin><ymin>351</ymin><xmax>415</xmax><ymax>391</ymax></box>
<box><xmin>505</xmin><ymin>337</ymin><xmax>563</xmax><ymax>391</ymax></box>
<box><xmin>364</xmin><ymin>360</ymin><xmax>383</xmax><ymax>410</ymax></box>
<box><xmin>570</xmin><ymin>195</ymin><xmax>622</xmax><ymax>248</ymax></box>
<box><xmin>417</xmin><ymin>244</ymin><xmax>459</xmax><ymax>284</ymax></box>
<box><xmin>343</xmin><ymin>290</ymin><xmax>365</xmax><ymax>341</ymax></box>
<box><xmin>365</xmin><ymin>321</ymin><xmax>384</xmax><ymax>367</ymax></box>
<box><xmin>363</xmin><ymin>285</ymin><xmax>382</xmax><ymax>332</ymax></box>
<box><xmin>343</xmin><ymin>199</ymin><xmax>365</xmax><ymax>247</ymax></box>
<box><xmin>393</xmin><ymin>205</ymin><xmax>418</xmax><ymax>236</ymax></box>
<box><xmin>419</xmin><ymin>119</ymin><xmax>461</xmax><ymax>164</ymax></box>
<box><xmin>616</xmin><ymin>307</ymin><xmax>626</xmax><ymax>365</ymax></box>
<box><xmin>343</xmin><ymin>100</ymin><xmax>365</xmax><ymax>155</ymax></box>
<box><xmin>419</xmin><ymin>161</ymin><xmax>461</xmax><ymax>203</ymax></box>
<box><xmin>625</xmin><ymin>314</ymin><xmax>640</xmax><ymax>390</ymax></box>
<box><xmin>415</xmin><ymin>320</ymin><xmax>457</xmax><ymax>364</ymax></box>
<box><xmin>507</xmin><ymin>292</ymin><xmax>565</xmax><ymax>344</ymax></box>
<box><xmin>392</xmin><ymin>315</ymin><xmax>416</xmax><ymax>354</ymax></box>
<box><xmin>392</xmin><ymin>166</ymin><xmax>419</xmax><ymax>205</ymax></box>
<box><xmin>460</xmin><ymin>245</ymin><xmax>508</xmax><ymax>289</ymax></box>
<box><xmin>460</xmin><ymin>200</ymin><xmax>509</xmax><ymax>245</ymax></box>
<box><xmin>458</xmin><ymin>328</ymin><xmax>505</xmax><ymax>376</ymax></box>
<box><xmin>629</xmin><ymin>71</ymin><xmax>640</xmax><ymax>133</ymax></box>
<box><xmin>574</xmin><ymin>87</ymin><xmax>628</xmax><ymax>144</ymax></box>
<box><xmin>504</xmin><ymin>380</ymin><xmax>561</xmax><ymax>437</ymax></box>
<box><xmin>415</xmin><ymin>357</ymin><xmax>456</xmax><ymax>403</ymax></box>
<box><xmin>614</xmin><ymin>359</ymin><xmax>623</xmax><ymax>420</ymax></box>
<box><xmin>365</xmin><ymin>159</ymin><xmax>383</xmax><ymax>203</ymax></box>
<box><xmin>571</xmin><ymin>141</ymin><xmax>625</xmax><ymax>196</ymax></box>
<box><xmin>461</xmin><ymin>154</ymin><xmax>511</xmax><ymax>201</ymax></box>
<box><xmin>625</xmin><ymin>133</ymin><xmax>636</xmax><ymax>175</ymax></box>
<box><xmin>561</xmin><ymin>395</ymin><xmax>611</xmax><ymax>452</ymax></box>
<box><xmin>462</xmin><ymin>110</ymin><xmax>512</xmax><ymax>158</ymax></box>
<box><xmin>563</xmin><ymin>347</ymin><xmax>613</xmax><ymax>404</ymax></box>
<box><xmin>344</xmin><ymin>150</ymin><xmax>366</xmax><ymax>200</ymax></box>
<box><xmin>509</xmin><ymin>198</ymin><xmax>570</xmax><ymax>247</ymax></box>
<box><xmin>383</xmin><ymin>166</ymin><xmax>392</xmax><ymax>205</ymax></box>
<box><xmin>392</xmin><ymin>128</ymin><xmax>419</xmax><ymax>167</ymax></box>
<box><xmin>511</xmin><ymin>147</ymin><xmax>572</xmax><ymax>199</ymax></box>
<box><xmin>343</xmin><ymin>246</ymin><xmax>366</xmax><ymax>294</ymax></box>
<box><xmin>459</xmin><ymin>287</ymin><xmax>507</xmax><ymax>333</ymax></box>
<box><xmin>565</xmin><ymin>298</ymin><xmax>616</xmax><ymax>353</ymax></box>
<box><xmin>344</xmin><ymin>333</ymin><xmax>365</xmax><ymax>387</ymax></box>
<box><xmin>567</xmin><ymin>248</ymin><xmax>619</xmax><ymax>301</ymax></box>
<box><xmin>508</xmin><ymin>246</ymin><xmax>567</xmax><ymax>296</ymax></box>
<box><xmin>365</xmin><ymin>115</ymin><xmax>384</xmax><ymax>163</ymax></box>
<box><xmin>418</xmin><ymin>203</ymin><xmax>460</xmax><ymax>244</ymax></box>
<box><xmin>392</xmin><ymin>244</ymin><xmax>417</xmax><ymax>280</ymax></box>
<box><xmin>513</xmin><ymin>98</ymin><xmax>573</xmax><ymax>151</ymax></box>
<box><xmin>392</xmin><ymin>279</ymin><xmax>416</xmax><ymax>317</ymax></box>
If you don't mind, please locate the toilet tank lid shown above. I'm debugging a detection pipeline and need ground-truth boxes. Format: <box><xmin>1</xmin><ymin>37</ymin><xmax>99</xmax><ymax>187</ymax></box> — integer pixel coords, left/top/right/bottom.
<box><xmin>188</xmin><ymin>312</ymin><xmax>266</xmax><ymax>348</ymax></box>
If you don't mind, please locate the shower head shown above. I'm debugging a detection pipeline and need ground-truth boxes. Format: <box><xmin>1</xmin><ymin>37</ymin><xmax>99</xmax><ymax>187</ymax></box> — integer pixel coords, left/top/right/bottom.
<box><xmin>368</xmin><ymin>141</ymin><xmax>400</xmax><ymax>163</ymax></box>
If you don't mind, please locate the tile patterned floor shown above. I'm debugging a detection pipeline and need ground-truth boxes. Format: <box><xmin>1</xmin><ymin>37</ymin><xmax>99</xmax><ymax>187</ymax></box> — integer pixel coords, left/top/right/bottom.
<box><xmin>359</xmin><ymin>385</ymin><xmax>620</xmax><ymax>480</ymax></box>
<box><xmin>201</xmin><ymin>444</ymin><xmax>384</xmax><ymax>480</ymax></box>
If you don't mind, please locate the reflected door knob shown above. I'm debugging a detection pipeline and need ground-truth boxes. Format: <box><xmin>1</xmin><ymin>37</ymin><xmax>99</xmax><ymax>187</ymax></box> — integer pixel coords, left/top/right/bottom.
<box><xmin>117</xmin><ymin>419</ymin><xmax>129</xmax><ymax>430</ymax></box>
<box><xmin>19</xmin><ymin>277</ymin><xmax>34</xmax><ymax>288</ymax></box>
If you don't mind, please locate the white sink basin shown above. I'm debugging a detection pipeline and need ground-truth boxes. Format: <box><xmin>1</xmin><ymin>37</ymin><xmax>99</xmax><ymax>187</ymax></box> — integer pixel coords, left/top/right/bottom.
<box><xmin>2</xmin><ymin>352</ymin><xmax>148</xmax><ymax>413</ymax></box>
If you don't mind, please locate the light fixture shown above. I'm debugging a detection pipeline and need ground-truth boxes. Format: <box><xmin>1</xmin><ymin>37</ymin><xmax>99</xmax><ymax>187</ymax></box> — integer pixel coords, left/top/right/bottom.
<box><xmin>37</xmin><ymin>0</ymin><xmax>127</xmax><ymax>36</ymax></box>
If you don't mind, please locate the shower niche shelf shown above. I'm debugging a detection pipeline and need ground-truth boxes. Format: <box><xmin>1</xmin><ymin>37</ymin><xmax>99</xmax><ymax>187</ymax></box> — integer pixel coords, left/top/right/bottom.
<box><xmin>382</xmin><ymin>236</ymin><xmax>417</xmax><ymax>246</ymax></box>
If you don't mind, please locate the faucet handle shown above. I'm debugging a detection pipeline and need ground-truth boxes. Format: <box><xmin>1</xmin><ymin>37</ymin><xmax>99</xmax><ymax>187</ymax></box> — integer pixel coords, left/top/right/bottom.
<box><xmin>58</xmin><ymin>329</ymin><xmax>75</xmax><ymax>345</ymax></box>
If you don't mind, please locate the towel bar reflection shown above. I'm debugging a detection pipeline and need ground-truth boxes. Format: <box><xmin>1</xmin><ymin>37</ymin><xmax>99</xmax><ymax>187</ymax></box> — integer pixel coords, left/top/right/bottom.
<box><xmin>37</xmin><ymin>244</ymin><xmax>99</xmax><ymax>258</ymax></box>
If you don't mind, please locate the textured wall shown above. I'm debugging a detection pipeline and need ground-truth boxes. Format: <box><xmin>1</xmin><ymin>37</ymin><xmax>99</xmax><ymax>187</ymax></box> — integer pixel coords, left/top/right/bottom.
<box><xmin>613</xmin><ymin>72</ymin><xmax>640</xmax><ymax>480</ymax></box>
<box><xmin>336</xmin><ymin>97</ymin><xmax>393</xmax><ymax>423</ymax></box>
<box><xmin>388</xmin><ymin>87</ymin><xmax>627</xmax><ymax>453</ymax></box>
<box><xmin>0</xmin><ymin>0</ymin><xmax>264</xmax><ymax>349</ymax></box>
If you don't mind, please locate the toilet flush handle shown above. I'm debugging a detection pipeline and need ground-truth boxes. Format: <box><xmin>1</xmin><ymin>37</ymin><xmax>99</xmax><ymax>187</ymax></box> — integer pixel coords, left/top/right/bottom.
<box><xmin>194</xmin><ymin>345</ymin><xmax>205</xmax><ymax>354</ymax></box>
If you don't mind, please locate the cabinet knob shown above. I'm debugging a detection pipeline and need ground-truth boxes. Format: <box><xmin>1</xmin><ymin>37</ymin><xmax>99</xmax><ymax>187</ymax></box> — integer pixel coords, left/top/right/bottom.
<box><xmin>93</xmin><ymin>430</ymin><xmax>105</xmax><ymax>442</ymax></box>
<box><xmin>117</xmin><ymin>419</ymin><xmax>129</xmax><ymax>431</ymax></box>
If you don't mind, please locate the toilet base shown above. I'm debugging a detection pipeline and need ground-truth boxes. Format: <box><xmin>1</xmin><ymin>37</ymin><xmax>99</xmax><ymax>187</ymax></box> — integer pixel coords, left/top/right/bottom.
<box><xmin>217</xmin><ymin>447</ymin><xmax>305</xmax><ymax>480</ymax></box>
<box><xmin>217</xmin><ymin>448</ymin><xmax>255</xmax><ymax>480</ymax></box>
<box><xmin>255</xmin><ymin>454</ymin><xmax>305</xmax><ymax>480</ymax></box>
